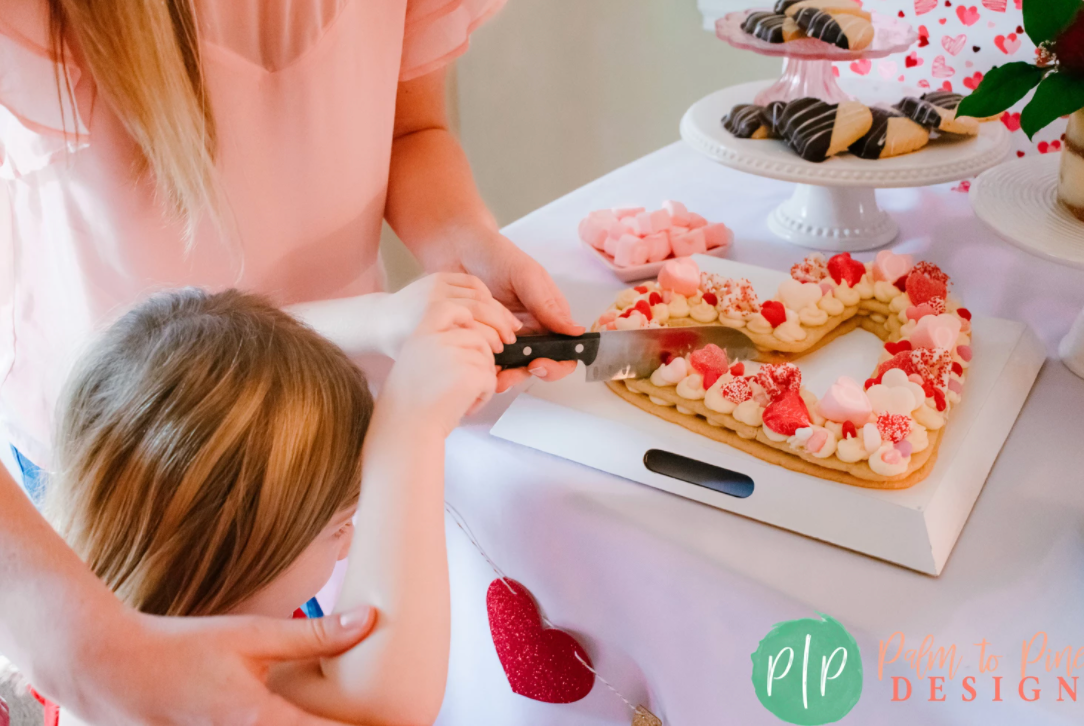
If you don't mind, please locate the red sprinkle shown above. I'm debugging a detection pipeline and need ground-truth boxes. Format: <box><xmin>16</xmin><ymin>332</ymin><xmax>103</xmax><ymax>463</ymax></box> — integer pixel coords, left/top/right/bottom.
<box><xmin>730</xmin><ymin>362</ymin><xmax>745</xmax><ymax>376</ymax></box>
<box><xmin>842</xmin><ymin>420</ymin><xmax>857</xmax><ymax>439</ymax></box>
<box><xmin>704</xmin><ymin>370</ymin><xmax>722</xmax><ymax>389</ymax></box>
<box><xmin>660</xmin><ymin>351</ymin><xmax>674</xmax><ymax>365</ymax></box>
<box><xmin>634</xmin><ymin>285</ymin><xmax>649</xmax><ymax>294</ymax></box>
<box><xmin>933</xmin><ymin>389</ymin><xmax>947</xmax><ymax>412</ymax></box>
<box><xmin>922</xmin><ymin>382</ymin><xmax>935</xmax><ymax>399</ymax></box>
<box><xmin>864</xmin><ymin>374</ymin><xmax>883</xmax><ymax>390</ymax></box>
<box><xmin>633</xmin><ymin>299</ymin><xmax>653</xmax><ymax>321</ymax></box>
<box><xmin>957</xmin><ymin>307</ymin><xmax>972</xmax><ymax>321</ymax></box>
<box><xmin>761</xmin><ymin>300</ymin><xmax>787</xmax><ymax>328</ymax></box>
<box><xmin>951</xmin><ymin>361</ymin><xmax>963</xmax><ymax>376</ymax></box>
<box><xmin>876</xmin><ymin>413</ymin><xmax>912</xmax><ymax>444</ymax></box>
<box><xmin>648</xmin><ymin>292</ymin><xmax>663</xmax><ymax>306</ymax></box>
<box><xmin>884</xmin><ymin>340</ymin><xmax>913</xmax><ymax>355</ymax></box>
<box><xmin>702</xmin><ymin>292</ymin><xmax>719</xmax><ymax>306</ymax></box>
<box><xmin>619</xmin><ymin>308</ymin><xmax>633</xmax><ymax>318</ymax></box>
<box><xmin>721</xmin><ymin>377</ymin><xmax>753</xmax><ymax>404</ymax></box>
<box><xmin>892</xmin><ymin>273</ymin><xmax>909</xmax><ymax>290</ymax></box>
<box><xmin>755</xmin><ymin>363</ymin><xmax>803</xmax><ymax>399</ymax></box>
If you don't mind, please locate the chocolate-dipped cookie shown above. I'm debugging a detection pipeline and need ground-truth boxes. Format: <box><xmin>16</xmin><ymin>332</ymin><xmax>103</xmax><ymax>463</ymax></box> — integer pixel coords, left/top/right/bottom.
<box><xmin>849</xmin><ymin>107</ymin><xmax>930</xmax><ymax>159</ymax></box>
<box><xmin>779</xmin><ymin>97</ymin><xmax>873</xmax><ymax>162</ymax></box>
<box><xmin>765</xmin><ymin>101</ymin><xmax>788</xmax><ymax>136</ymax></box>
<box><xmin>896</xmin><ymin>96</ymin><xmax>979</xmax><ymax>136</ymax></box>
<box><xmin>921</xmin><ymin>90</ymin><xmax>990</xmax><ymax>127</ymax></box>
<box><xmin>792</xmin><ymin>8</ymin><xmax>874</xmax><ymax>50</ymax></box>
<box><xmin>741</xmin><ymin>11</ymin><xmax>804</xmax><ymax>43</ymax></box>
<box><xmin>782</xmin><ymin>0</ymin><xmax>871</xmax><ymax>20</ymax></box>
<box><xmin>723</xmin><ymin>104</ymin><xmax>771</xmax><ymax>139</ymax></box>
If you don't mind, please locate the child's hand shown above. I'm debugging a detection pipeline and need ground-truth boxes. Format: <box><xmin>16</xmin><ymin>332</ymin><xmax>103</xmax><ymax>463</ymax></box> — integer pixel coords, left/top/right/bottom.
<box><xmin>379</xmin><ymin>273</ymin><xmax>521</xmax><ymax>359</ymax></box>
<box><xmin>380</xmin><ymin>301</ymin><xmax>498</xmax><ymax>435</ymax></box>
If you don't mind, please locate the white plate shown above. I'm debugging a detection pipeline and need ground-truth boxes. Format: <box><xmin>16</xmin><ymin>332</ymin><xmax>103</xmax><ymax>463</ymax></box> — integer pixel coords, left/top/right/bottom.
<box><xmin>580</xmin><ymin>227</ymin><xmax>734</xmax><ymax>283</ymax></box>
<box><xmin>970</xmin><ymin>153</ymin><xmax>1084</xmax><ymax>270</ymax></box>
<box><xmin>680</xmin><ymin>80</ymin><xmax>1012</xmax><ymax>188</ymax></box>
<box><xmin>716</xmin><ymin>9</ymin><xmax>916</xmax><ymax>61</ymax></box>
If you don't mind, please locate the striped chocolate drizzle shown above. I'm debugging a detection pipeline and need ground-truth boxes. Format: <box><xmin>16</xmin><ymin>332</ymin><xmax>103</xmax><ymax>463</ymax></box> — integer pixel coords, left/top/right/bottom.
<box><xmin>765</xmin><ymin>101</ymin><xmax>787</xmax><ymax>136</ymax></box>
<box><xmin>920</xmin><ymin>91</ymin><xmax>963</xmax><ymax>111</ymax></box>
<box><xmin>780</xmin><ymin>97</ymin><xmax>838</xmax><ymax>162</ymax></box>
<box><xmin>895</xmin><ymin>97</ymin><xmax>943</xmax><ymax>129</ymax></box>
<box><xmin>773</xmin><ymin>0</ymin><xmax>803</xmax><ymax>12</ymax></box>
<box><xmin>723</xmin><ymin>104</ymin><xmax>768</xmax><ymax>138</ymax></box>
<box><xmin>792</xmin><ymin>8</ymin><xmax>847</xmax><ymax>48</ymax></box>
<box><xmin>742</xmin><ymin>11</ymin><xmax>787</xmax><ymax>43</ymax></box>
<box><xmin>849</xmin><ymin>107</ymin><xmax>900</xmax><ymax>159</ymax></box>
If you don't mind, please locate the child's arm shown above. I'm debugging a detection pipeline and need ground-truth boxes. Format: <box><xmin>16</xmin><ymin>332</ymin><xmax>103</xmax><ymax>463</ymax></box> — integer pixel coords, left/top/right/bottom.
<box><xmin>287</xmin><ymin>272</ymin><xmax>520</xmax><ymax>359</ymax></box>
<box><xmin>273</xmin><ymin>302</ymin><xmax>497</xmax><ymax>725</ymax></box>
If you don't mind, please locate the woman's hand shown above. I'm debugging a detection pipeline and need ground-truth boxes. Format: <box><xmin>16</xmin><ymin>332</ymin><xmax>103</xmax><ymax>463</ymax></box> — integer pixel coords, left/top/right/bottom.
<box><xmin>380</xmin><ymin>301</ymin><xmax>498</xmax><ymax>436</ymax></box>
<box><xmin>60</xmin><ymin>606</ymin><xmax>376</xmax><ymax>726</ymax></box>
<box><xmin>455</xmin><ymin>232</ymin><xmax>585</xmax><ymax>392</ymax></box>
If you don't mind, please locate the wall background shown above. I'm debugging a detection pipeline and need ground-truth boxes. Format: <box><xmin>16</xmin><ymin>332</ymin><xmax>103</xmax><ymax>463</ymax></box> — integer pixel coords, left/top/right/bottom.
<box><xmin>381</xmin><ymin>0</ymin><xmax>777</xmax><ymax>288</ymax></box>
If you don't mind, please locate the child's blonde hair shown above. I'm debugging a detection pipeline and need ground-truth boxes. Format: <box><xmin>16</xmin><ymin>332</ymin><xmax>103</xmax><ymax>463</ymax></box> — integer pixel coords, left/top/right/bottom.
<box><xmin>47</xmin><ymin>288</ymin><xmax>373</xmax><ymax>617</ymax></box>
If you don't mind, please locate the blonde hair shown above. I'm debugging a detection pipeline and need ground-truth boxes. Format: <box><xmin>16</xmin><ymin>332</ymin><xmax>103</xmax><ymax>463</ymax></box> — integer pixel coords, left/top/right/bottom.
<box><xmin>48</xmin><ymin>0</ymin><xmax>220</xmax><ymax>238</ymax></box>
<box><xmin>48</xmin><ymin>289</ymin><xmax>373</xmax><ymax>616</ymax></box>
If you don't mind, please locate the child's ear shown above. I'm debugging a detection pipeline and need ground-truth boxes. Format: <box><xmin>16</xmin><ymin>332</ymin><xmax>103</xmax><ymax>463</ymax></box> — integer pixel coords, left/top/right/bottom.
<box><xmin>336</xmin><ymin>524</ymin><xmax>354</xmax><ymax>561</ymax></box>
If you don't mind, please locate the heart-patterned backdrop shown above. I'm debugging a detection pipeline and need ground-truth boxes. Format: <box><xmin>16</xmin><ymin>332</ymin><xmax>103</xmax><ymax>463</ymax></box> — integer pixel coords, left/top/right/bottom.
<box><xmin>835</xmin><ymin>0</ymin><xmax>1069</xmax><ymax>162</ymax></box>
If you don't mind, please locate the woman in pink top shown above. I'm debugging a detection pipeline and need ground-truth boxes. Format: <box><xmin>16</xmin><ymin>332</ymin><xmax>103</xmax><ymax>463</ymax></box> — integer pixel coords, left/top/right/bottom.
<box><xmin>0</xmin><ymin>0</ymin><xmax>580</xmax><ymax>724</ymax></box>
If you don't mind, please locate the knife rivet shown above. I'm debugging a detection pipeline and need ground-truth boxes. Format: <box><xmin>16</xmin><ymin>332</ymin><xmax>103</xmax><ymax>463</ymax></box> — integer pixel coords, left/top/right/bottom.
<box><xmin>575</xmin><ymin>343</ymin><xmax>584</xmax><ymax>354</ymax></box>
<box><xmin>522</xmin><ymin>346</ymin><xmax>532</xmax><ymax>356</ymax></box>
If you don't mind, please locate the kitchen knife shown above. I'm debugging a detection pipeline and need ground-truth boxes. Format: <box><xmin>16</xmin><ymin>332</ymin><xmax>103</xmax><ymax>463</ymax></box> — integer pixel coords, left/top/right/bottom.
<box><xmin>494</xmin><ymin>326</ymin><xmax>759</xmax><ymax>382</ymax></box>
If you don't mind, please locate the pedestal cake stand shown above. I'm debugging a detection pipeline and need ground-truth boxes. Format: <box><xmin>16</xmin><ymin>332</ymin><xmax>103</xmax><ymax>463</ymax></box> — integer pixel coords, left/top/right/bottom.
<box><xmin>715</xmin><ymin>9</ymin><xmax>916</xmax><ymax>105</ymax></box>
<box><xmin>970</xmin><ymin>153</ymin><xmax>1084</xmax><ymax>378</ymax></box>
<box><xmin>680</xmin><ymin>79</ymin><xmax>1011</xmax><ymax>251</ymax></box>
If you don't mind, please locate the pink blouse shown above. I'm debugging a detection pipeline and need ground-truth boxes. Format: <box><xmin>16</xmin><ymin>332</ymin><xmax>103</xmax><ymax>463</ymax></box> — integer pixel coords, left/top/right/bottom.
<box><xmin>0</xmin><ymin>0</ymin><xmax>504</xmax><ymax>465</ymax></box>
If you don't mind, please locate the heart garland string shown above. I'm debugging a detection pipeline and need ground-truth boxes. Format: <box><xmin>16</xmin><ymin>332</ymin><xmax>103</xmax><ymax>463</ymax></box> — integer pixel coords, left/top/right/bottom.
<box><xmin>445</xmin><ymin>502</ymin><xmax>663</xmax><ymax>726</ymax></box>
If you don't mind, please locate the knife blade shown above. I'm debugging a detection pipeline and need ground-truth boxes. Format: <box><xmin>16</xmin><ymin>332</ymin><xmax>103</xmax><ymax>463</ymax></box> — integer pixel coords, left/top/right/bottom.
<box><xmin>494</xmin><ymin>326</ymin><xmax>759</xmax><ymax>382</ymax></box>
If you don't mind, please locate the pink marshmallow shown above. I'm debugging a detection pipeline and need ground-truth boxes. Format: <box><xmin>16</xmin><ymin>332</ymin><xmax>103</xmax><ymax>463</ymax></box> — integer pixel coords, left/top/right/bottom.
<box><xmin>613</xmin><ymin>234</ymin><xmax>648</xmax><ymax>268</ymax></box>
<box><xmin>621</xmin><ymin>216</ymin><xmax>639</xmax><ymax>234</ymax></box>
<box><xmin>644</xmin><ymin>232</ymin><xmax>671</xmax><ymax>263</ymax></box>
<box><xmin>662</xmin><ymin>200</ymin><xmax>690</xmax><ymax>226</ymax></box>
<box><xmin>603</xmin><ymin>233</ymin><xmax>621</xmax><ymax>258</ymax></box>
<box><xmin>578</xmin><ymin>217</ymin><xmax>608</xmax><ymax>250</ymax></box>
<box><xmin>670</xmin><ymin>228</ymin><xmax>706</xmax><ymax>258</ymax></box>
<box><xmin>612</xmin><ymin>206</ymin><xmax>646</xmax><ymax>219</ymax></box>
<box><xmin>634</xmin><ymin>209</ymin><xmax>671</xmax><ymax>236</ymax></box>
<box><xmin>607</xmin><ymin>220</ymin><xmax>626</xmax><ymax>240</ymax></box>
<box><xmin>702</xmin><ymin>222</ymin><xmax>730</xmax><ymax>250</ymax></box>
<box><xmin>687</xmin><ymin>212</ymin><xmax>708</xmax><ymax>229</ymax></box>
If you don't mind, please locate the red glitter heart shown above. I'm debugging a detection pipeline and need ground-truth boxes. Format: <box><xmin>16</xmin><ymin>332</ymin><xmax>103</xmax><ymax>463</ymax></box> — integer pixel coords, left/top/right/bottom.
<box><xmin>884</xmin><ymin>340</ymin><xmax>913</xmax><ymax>355</ymax></box>
<box><xmin>761</xmin><ymin>300</ymin><xmax>787</xmax><ymax>328</ymax></box>
<box><xmin>487</xmin><ymin>578</ymin><xmax>594</xmax><ymax>703</ymax></box>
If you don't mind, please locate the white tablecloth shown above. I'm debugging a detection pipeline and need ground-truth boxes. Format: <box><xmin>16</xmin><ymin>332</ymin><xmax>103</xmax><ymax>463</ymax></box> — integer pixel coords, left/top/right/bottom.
<box><xmin>434</xmin><ymin>143</ymin><xmax>1084</xmax><ymax>726</ymax></box>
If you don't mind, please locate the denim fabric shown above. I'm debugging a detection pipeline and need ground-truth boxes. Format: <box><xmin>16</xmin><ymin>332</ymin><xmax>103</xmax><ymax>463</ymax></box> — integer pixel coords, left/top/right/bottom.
<box><xmin>10</xmin><ymin>446</ymin><xmax>45</xmax><ymax>506</ymax></box>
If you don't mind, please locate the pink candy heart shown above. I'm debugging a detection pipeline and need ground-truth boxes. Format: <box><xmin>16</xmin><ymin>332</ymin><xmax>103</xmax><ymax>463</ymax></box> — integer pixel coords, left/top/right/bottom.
<box><xmin>872</xmin><ymin>250</ymin><xmax>913</xmax><ymax>283</ymax></box>
<box><xmin>817</xmin><ymin>376</ymin><xmax>873</xmax><ymax>426</ymax></box>
<box><xmin>658</xmin><ymin>257</ymin><xmax>701</xmax><ymax>297</ymax></box>
<box><xmin>911</xmin><ymin>314</ymin><xmax>962</xmax><ymax>350</ymax></box>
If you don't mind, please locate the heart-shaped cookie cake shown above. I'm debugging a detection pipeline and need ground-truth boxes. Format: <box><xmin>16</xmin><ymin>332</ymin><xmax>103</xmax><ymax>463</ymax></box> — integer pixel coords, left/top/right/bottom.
<box><xmin>593</xmin><ymin>252</ymin><xmax>972</xmax><ymax>489</ymax></box>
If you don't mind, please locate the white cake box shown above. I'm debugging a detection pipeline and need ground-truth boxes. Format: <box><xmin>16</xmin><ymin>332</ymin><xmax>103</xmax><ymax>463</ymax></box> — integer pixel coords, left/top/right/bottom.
<box><xmin>491</xmin><ymin>256</ymin><xmax>1045</xmax><ymax>575</ymax></box>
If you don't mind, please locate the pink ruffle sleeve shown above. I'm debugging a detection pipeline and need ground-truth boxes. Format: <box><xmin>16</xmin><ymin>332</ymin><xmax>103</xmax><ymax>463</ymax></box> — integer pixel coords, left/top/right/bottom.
<box><xmin>0</xmin><ymin>10</ymin><xmax>88</xmax><ymax>179</ymax></box>
<box><xmin>399</xmin><ymin>0</ymin><xmax>506</xmax><ymax>82</ymax></box>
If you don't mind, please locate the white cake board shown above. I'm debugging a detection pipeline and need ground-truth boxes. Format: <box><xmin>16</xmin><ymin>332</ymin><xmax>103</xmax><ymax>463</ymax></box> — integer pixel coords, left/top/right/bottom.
<box><xmin>491</xmin><ymin>256</ymin><xmax>1045</xmax><ymax>575</ymax></box>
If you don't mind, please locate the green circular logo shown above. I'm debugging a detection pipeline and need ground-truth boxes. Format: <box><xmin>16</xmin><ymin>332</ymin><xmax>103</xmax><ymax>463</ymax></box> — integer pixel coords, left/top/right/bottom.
<box><xmin>750</xmin><ymin>613</ymin><xmax>862</xmax><ymax>725</ymax></box>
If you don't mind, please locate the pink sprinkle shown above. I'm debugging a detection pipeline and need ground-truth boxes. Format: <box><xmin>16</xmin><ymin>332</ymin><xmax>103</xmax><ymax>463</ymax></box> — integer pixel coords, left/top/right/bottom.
<box><xmin>895</xmin><ymin>440</ymin><xmax>913</xmax><ymax>458</ymax></box>
<box><xmin>907</xmin><ymin>373</ymin><xmax>924</xmax><ymax>385</ymax></box>
<box><xmin>662</xmin><ymin>290</ymin><xmax>673</xmax><ymax>304</ymax></box>
<box><xmin>807</xmin><ymin>429</ymin><xmax>828</xmax><ymax>453</ymax></box>
<box><xmin>905</xmin><ymin>306</ymin><xmax>923</xmax><ymax>322</ymax></box>
<box><xmin>957</xmin><ymin>345</ymin><xmax>972</xmax><ymax>362</ymax></box>
<box><xmin>948</xmin><ymin>378</ymin><xmax>963</xmax><ymax>394</ymax></box>
<box><xmin>819</xmin><ymin>280</ymin><xmax>835</xmax><ymax>295</ymax></box>
<box><xmin>882</xmin><ymin>448</ymin><xmax>903</xmax><ymax>465</ymax></box>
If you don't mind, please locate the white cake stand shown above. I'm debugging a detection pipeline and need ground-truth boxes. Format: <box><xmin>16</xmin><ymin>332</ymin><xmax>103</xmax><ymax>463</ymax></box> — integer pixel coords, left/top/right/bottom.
<box><xmin>716</xmin><ymin>10</ymin><xmax>917</xmax><ymax>105</ymax></box>
<box><xmin>970</xmin><ymin>153</ymin><xmax>1084</xmax><ymax>378</ymax></box>
<box><xmin>680</xmin><ymin>79</ymin><xmax>1012</xmax><ymax>251</ymax></box>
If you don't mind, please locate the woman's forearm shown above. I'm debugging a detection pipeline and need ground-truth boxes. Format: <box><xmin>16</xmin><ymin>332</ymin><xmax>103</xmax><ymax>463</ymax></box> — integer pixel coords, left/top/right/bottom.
<box><xmin>287</xmin><ymin>294</ymin><xmax>398</xmax><ymax>359</ymax></box>
<box><xmin>320</xmin><ymin>410</ymin><xmax>451</xmax><ymax>726</ymax></box>
<box><xmin>385</xmin><ymin>69</ymin><xmax>499</xmax><ymax>271</ymax></box>
<box><xmin>0</xmin><ymin>468</ymin><xmax>130</xmax><ymax>708</ymax></box>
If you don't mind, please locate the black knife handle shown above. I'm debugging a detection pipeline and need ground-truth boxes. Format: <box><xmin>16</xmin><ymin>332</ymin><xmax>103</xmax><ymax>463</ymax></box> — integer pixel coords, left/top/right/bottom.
<box><xmin>494</xmin><ymin>333</ymin><xmax>601</xmax><ymax>369</ymax></box>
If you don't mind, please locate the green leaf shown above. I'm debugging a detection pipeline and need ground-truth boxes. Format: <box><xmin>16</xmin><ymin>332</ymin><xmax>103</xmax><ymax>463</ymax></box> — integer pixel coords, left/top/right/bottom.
<box><xmin>957</xmin><ymin>63</ymin><xmax>1049</xmax><ymax>119</ymax></box>
<box><xmin>1023</xmin><ymin>0</ymin><xmax>1082</xmax><ymax>45</ymax></box>
<box><xmin>1021</xmin><ymin>71</ymin><xmax>1084</xmax><ymax>139</ymax></box>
